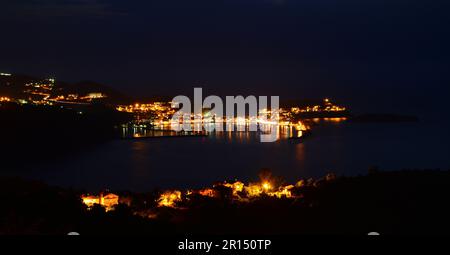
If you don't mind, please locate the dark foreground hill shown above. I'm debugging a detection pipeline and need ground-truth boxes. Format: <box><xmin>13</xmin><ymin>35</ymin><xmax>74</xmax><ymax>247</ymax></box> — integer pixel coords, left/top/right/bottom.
<box><xmin>0</xmin><ymin>170</ymin><xmax>449</xmax><ymax>235</ymax></box>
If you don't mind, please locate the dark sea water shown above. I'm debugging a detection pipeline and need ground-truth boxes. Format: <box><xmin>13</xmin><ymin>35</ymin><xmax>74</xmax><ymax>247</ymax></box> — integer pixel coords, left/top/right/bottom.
<box><xmin>16</xmin><ymin>118</ymin><xmax>450</xmax><ymax>192</ymax></box>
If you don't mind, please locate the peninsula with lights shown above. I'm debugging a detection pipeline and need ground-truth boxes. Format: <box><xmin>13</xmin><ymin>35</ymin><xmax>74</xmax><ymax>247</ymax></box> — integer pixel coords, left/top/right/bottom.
<box><xmin>0</xmin><ymin>72</ymin><xmax>353</xmax><ymax>141</ymax></box>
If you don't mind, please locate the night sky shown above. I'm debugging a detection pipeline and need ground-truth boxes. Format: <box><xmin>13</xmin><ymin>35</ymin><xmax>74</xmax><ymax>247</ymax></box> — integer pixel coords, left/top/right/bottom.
<box><xmin>1</xmin><ymin>0</ymin><xmax>449</xmax><ymax>114</ymax></box>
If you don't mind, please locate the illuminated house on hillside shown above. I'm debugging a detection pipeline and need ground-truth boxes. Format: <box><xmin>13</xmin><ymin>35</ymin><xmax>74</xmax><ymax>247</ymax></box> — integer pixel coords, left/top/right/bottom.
<box><xmin>81</xmin><ymin>193</ymin><xmax>119</xmax><ymax>211</ymax></box>
<box><xmin>0</xmin><ymin>97</ymin><xmax>11</xmax><ymax>102</ymax></box>
<box><xmin>81</xmin><ymin>92</ymin><xmax>106</xmax><ymax>100</ymax></box>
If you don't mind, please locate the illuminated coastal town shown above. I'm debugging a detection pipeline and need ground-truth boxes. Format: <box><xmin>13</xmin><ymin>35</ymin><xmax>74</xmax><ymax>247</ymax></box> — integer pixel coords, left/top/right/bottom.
<box><xmin>0</xmin><ymin>72</ymin><xmax>348</xmax><ymax>140</ymax></box>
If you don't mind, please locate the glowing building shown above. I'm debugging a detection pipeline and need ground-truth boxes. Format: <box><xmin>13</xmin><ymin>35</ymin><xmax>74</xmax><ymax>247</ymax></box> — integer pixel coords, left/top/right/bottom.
<box><xmin>81</xmin><ymin>193</ymin><xmax>119</xmax><ymax>211</ymax></box>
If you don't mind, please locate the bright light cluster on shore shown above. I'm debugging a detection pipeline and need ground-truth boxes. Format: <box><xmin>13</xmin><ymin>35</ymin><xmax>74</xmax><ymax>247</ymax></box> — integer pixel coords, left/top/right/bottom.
<box><xmin>117</xmin><ymin>98</ymin><xmax>346</xmax><ymax>130</ymax></box>
<box><xmin>292</xmin><ymin>98</ymin><xmax>346</xmax><ymax>113</ymax></box>
<box><xmin>157</xmin><ymin>179</ymin><xmax>306</xmax><ymax>208</ymax></box>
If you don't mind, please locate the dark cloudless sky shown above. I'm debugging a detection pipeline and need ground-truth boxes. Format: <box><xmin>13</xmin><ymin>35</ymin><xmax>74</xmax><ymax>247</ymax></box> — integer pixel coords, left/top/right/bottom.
<box><xmin>1</xmin><ymin>0</ymin><xmax>449</xmax><ymax>113</ymax></box>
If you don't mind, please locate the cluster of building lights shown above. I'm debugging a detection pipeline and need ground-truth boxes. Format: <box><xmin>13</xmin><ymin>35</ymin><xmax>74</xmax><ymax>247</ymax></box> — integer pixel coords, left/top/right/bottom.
<box><xmin>79</xmin><ymin>179</ymin><xmax>300</xmax><ymax>211</ymax></box>
<box><xmin>117</xmin><ymin>102</ymin><xmax>177</xmax><ymax>126</ymax></box>
<box><xmin>157</xmin><ymin>179</ymin><xmax>306</xmax><ymax>208</ymax></box>
<box><xmin>79</xmin><ymin>173</ymin><xmax>338</xmax><ymax>220</ymax></box>
<box><xmin>291</xmin><ymin>98</ymin><xmax>346</xmax><ymax>114</ymax></box>
<box><xmin>50</xmin><ymin>92</ymin><xmax>107</xmax><ymax>102</ymax></box>
<box><xmin>1</xmin><ymin>73</ymin><xmax>108</xmax><ymax>106</ymax></box>
<box><xmin>119</xmin><ymin>98</ymin><xmax>346</xmax><ymax>128</ymax></box>
<box><xmin>118</xmin><ymin>106</ymin><xmax>338</xmax><ymax>141</ymax></box>
<box><xmin>21</xmin><ymin>78</ymin><xmax>56</xmax><ymax>105</ymax></box>
<box><xmin>117</xmin><ymin>102</ymin><xmax>173</xmax><ymax>113</ymax></box>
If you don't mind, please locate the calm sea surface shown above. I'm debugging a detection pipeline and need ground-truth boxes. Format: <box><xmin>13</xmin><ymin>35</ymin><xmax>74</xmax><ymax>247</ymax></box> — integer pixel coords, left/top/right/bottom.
<box><xmin>15</xmin><ymin>119</ymin><xmax>450</xmax><ymax>192</ymax></box>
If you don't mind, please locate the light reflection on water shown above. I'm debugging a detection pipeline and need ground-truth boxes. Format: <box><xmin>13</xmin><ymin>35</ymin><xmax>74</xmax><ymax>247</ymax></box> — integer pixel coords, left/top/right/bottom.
<box><xmin>122</xmin><ymin>123</ymin><xmax>308</xmax><ymax>140</ymax></box>
<box><xmin>18</xmin><ymin>119</ymin><xmax>450</xmax><ymax>192</ymax></box>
